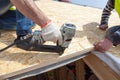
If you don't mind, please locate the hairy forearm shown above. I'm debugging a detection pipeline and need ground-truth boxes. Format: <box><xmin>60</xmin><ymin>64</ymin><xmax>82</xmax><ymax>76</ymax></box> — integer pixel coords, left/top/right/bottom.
<box><xmin>10</xmin><ymin>0</ymin><xmax>50</xmax><ymax>27</ymax></box>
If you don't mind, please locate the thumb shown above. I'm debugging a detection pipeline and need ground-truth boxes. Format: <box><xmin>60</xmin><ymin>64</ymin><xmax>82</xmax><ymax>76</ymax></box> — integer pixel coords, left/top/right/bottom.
<box><xmin>57</xmin><ymin>35</ymin><xmax>63</xmax><ymax>46</ymax></box>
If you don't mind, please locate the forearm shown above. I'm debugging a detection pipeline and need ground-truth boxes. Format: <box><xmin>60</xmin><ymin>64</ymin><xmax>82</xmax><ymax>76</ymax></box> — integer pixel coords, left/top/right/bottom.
<box><xmin>100</xmin><ymin>0</ymin><xmax>114</xmax><ymax>25</ymax></box>
<box><xmin>10</xmin><ymin>0</ymin><xmax>50</xmax><ymax>27</ymax></box>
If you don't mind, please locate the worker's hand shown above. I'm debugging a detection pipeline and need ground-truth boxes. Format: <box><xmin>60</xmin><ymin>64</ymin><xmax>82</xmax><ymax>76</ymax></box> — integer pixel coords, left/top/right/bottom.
<box><xmin>99</xmin><ymin>24</ymin><xmax>108</xmax><ymax>31</ymax></box>
<box><xmin>94</xmin><ymin>39</ymin><xmax>113</xmax><ymax>53</ymax></box>
<box><xmin>41</xmin><ymin>23</ymin><xmax>62</xmax><ymax>45</ymax></box>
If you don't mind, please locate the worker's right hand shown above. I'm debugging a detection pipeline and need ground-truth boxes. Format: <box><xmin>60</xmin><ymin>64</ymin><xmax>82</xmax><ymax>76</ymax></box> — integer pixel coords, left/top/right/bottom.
<box><xmin>94</xmin><ymin>39</ymin><xmax>113</xmax><ymax>53</ymax></box>
<box><xmin>99</xmin><ymin>24</ymin><xmax>108</xmax><ymax>31</ymax></box>
<box><xmin>41</xmin><ymin>22</ymin><xmax>62</xmax><ymax>45</ymax></box>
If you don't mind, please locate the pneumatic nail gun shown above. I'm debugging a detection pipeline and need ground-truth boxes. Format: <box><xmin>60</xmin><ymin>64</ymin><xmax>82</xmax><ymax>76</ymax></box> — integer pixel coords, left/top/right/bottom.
<box><xmin>32</xmin><ymin>23</ymin><xmax>76</xmax><ymax>54</ymax></box>
<box><xmin>0</xmin><ymin>23</ymin><xmax>76</xmax><ymax>54</ymax></box>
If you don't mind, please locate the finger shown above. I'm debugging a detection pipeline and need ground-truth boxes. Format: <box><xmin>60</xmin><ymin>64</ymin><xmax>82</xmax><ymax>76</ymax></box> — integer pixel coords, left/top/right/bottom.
<box><xmin>57</xmin><ymin>37</ymin><xmax>63</xmax><ymax>46</ymax></box>
<box><xmin>94</xmin><ymin>43</ymin><xmax>106</xmax><ymax>53</ymax></box>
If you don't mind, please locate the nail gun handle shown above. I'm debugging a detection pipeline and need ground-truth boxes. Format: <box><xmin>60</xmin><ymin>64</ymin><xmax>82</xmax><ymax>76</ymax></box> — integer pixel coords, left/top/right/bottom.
<box><xmin>60</xmin><ymin>23</ymin><xmax>76</xmax><ymax>48</ymax></box>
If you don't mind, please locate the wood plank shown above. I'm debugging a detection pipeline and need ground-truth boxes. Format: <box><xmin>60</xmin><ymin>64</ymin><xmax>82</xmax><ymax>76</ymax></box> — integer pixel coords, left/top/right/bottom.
<box><xmin>0</xmin><ymin>0</ymin><xmax>120</xmax><ymax>79</ymax></box>
<box><xmin>83</xmin><ymin>53</ymin><xmax>120</xmax><ymax>80</ymax></box>
<box><xmin>47</xmin><ymin>70</ymin><xmax>56</xmax><ymax>80</ymax></box>
<box><xmin>75</xmin><ymin>59</ymin><xmax>85</xmax><ymax>80</ymax></box>
<box><xmin>55</xmin><ymin>66</ymin><xmax>67</xmax><ymax>80</ymax></box>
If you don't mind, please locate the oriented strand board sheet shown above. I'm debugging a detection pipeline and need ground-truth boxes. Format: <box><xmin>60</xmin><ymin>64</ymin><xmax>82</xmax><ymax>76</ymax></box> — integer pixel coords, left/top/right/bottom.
<box><xmin>0</xmin><ymin>0</ymin><xmax>119</xmax><ymax>78</ymax></box>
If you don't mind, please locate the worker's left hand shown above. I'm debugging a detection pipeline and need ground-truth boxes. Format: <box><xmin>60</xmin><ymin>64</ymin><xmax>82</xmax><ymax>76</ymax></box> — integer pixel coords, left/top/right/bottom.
<box><xmin>94</xmin><ymin>39</ymin><xmax>113</xmax><ymax>53</ymax></box>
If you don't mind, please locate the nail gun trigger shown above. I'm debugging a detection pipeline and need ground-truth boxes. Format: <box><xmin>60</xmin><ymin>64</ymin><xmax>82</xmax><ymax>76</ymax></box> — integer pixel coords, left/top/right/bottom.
<box><xmin>66</xmin><ymin>39</ymin><xmax>72</xmax><ymax>41</ymax></box>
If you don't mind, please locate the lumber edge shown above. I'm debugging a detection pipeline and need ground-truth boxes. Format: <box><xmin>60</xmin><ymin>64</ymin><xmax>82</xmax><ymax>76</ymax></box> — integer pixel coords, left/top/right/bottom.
<box><xmin>83</xmin><ymin>53</ymin><xmax>120</xmax><ymax>80</ymax></box>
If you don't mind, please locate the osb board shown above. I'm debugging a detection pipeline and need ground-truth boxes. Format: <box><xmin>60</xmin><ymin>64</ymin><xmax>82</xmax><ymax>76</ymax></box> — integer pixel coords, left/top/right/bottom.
<box><xmin>0</xmin><ymin>0</ymin><xmax>119</xmax><ymax>77</ymax></box>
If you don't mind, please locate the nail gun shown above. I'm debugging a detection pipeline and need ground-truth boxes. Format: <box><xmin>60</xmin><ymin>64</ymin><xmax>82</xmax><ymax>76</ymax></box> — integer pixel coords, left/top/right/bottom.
<box><xmin>29</xmin><ymin>23</ymin><xmax>76</xmax><ymax>54</ymax></box>
<box><xmin>0</xmin><ymin>23</ymin><xmax>76</xmax><ymax>54</ymax></box>
<box><xmin>57</xmin><ymin>23</ymin><xmax>76</xmax><ymax>54</ymax></box>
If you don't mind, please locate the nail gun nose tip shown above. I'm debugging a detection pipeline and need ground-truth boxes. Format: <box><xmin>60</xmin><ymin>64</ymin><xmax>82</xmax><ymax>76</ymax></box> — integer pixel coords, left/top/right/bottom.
<box><xmin>57</xmin><ymin>47</ymin><xmax>66</xmax><ymax>55</ymax></box>
<box><xmin>66</xmin><ymin>39</ymin><xmax>72</xmax><ymax>41</ymax></box>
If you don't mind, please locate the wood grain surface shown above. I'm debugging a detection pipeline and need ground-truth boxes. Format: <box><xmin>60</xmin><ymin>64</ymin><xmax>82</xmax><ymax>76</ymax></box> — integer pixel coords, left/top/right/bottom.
<box><xmin>0</xmin><ymin>0</ymin><xmax>119</xmax><ymax>77</ymax></box>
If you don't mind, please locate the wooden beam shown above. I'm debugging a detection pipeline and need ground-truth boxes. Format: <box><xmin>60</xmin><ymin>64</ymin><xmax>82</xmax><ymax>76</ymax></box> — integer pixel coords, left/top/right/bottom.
<box><xmin>83</xmin><ymin>53</ymin><xmax>120</xmax><ymax>80</ymax></box>
<box><xmin>47</xmin><ymin>70</ymin><xmax>56</xmax><ymax>80</ymax></box>
<box><xmin>75</xmin><ymin>59</ymin><xmax>85</xmax><ymax>80</ymax></box>
<box><xmin>55</xmin><ymin>66</ymin><xmax>67</xmax><ymax>80</ymax></box>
